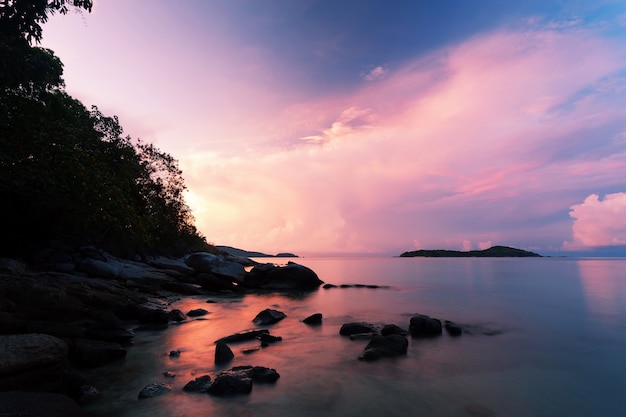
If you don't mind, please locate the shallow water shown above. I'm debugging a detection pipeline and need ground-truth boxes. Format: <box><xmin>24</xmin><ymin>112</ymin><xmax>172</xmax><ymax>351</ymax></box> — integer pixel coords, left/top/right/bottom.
<box><xmin>83</xmin><ymin>257</ymin><xmax>626</xmax><ymax>416</ymax></box>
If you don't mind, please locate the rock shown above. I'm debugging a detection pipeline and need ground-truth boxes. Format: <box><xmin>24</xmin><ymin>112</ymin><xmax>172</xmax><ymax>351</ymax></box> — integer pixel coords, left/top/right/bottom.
<box><xmin>169</xmin><ymin>350</ymin><xmax>181</xmax><ymax>357</ymax></box>
<box><xmin>339</xmin><ymin>322</ymin><xmax>377</xmax><ymax>336</ymax></box>
<box><xmin>162</xmin><ymin>282</ymin><xmax>204</xmax><ymax>295</ymax></box>
<box><xmin>187</xmin><ymin>308</ymin><xmax>209</xmax><ymax>317</ymax></box>
<box><xmin>252</xmin><ymin>308</ymin><xmax>286</xmax><ymax>325</ymax></box>
<box><xmin>163</xmin><ymin>371</ymin><xmax>176</xmax><ymax>378</ymax></box>
<box><xmin>444</xmin><ymin>320</ymin><xmax>463</xmax><ymax>336</ymax></box>
<box><xmin>212</xmin><ymin>261</ymin><xmax>246</xmax><ymax>282</ymax></box>
<box><xmin>207</xmin><ymin>365</ymin><xmax>279</xmax><ymax>396</ymax></box>
<box><xmin>138</xmin><ymin>382</ymin><xmax>173</xmax><ymax>399</ymax></box>
<box><xmin>148</xmin><ymin>257</ymin><xmax>195</xmax><ymax>275</ymax></box>
<box><xmin>215</xmin><ymin>342</ymin><xmax>234</xmax><ymax>364</ymax></box>
<box><xmin>349</xmin><ymin>332</ymin><xmax>376</xmax><ymax>340</ymax></box>
<box><xmin>214</xmin><ymin>329</ymin><xmax>270</xmax><ymax>344</ymax></box>
<box><xmin>69</xmin><ymin>339</ymin><xmax>127</xmax><ymax>368</ymax></box>
<box><xmin>183</xmin><ymin>375</ymin><xmax>212</xmax><ymax>393</ymax></box>
<box><xmin>75</xmin><ymin>384</ymin><xmax>100</xmax><ymax>405</ymax></box>
<box><xmin>381</xmin><ymin>324</ymin><xmax>409</xmax><ymax>336</ymax></box>
<box><xmin>303</xmin><ymin>313</ymin><xmax>322</xmax><ymax>325</ymax></box>
<box><xmin>0</xmin><ymin>334</ymin><xmax>68</xmax><ymax>391</ymax></box>
<box><xmin>0</xmin><ymin>257</ymin><xmax>26</xmax><ymax>275</ymax></box>
<box><xmin>0</xmin><ymin>392</ymin><xmax>81</xmax><ymax>417</ymax></box>
<box><xmin>409</xmin><ymin>314</ymin><xmax>442</xmax><ymax>337</ymax></box>
<box><xmin>77</xmin><ymin>258</ymin><xmax>120</xmax><ymax>278</ymax></box>
<box><xmin>85</xmin><ymin>323</ymin><xmax>134</xmax><ymax>344</ymax></box>
<box><xmin>168</xmin><ymin>309</ymin><xmax>187</xmax><ymax>322</ymax></box>
<box><xmin>195</xmin><ymin>273</ymin><xmax>240</xmax><ymax>292</ymax></box>
<box><xmin>257</xmin><ymin>333</ymin><xmax>282</xmax><ymax>345</ymax></box>
<box><xmin>185</xmin><ymin>252</ymin><xmax>223</xmax><ymax>273</ymax></box>
<box><xmin>244</xmin><ymin>262</ymin><xmax>323</xmax><ymax>290</ymax></box>
<box><xmin>359</xmin><ymin>334</ymin><xmax>409</xmax><ymax>361</ymax></box>
<box><xmin>115</xmin><ymin>304</ymin><xmax>169</xmax><ymax>324</ymax></box>
<box><xmin>0</xmin><ymin>333</ymin><xmax>67</xmax><ymax>375</ymax></box>
<box><xmin>323</xmin><ymin>283</ymin><xmax>338</xmax><ymax>289</ymax></box>
<box><xmin>208</xmin><ymin>372</ymin><xmax>253</xmax><ymax>396</ymax></box>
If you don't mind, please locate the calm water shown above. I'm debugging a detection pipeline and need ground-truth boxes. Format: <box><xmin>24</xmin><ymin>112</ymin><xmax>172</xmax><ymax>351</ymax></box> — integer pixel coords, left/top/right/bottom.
<box><xmin>83</xmin><ymin>257</ymin><xmax>626</xmax><ymax>417</ymax></box>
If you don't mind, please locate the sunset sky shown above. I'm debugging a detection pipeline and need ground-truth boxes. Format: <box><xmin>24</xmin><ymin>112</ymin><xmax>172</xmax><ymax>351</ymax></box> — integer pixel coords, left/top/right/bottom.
<box><xmin>41</xmin><ymin>0</ymin><xmax>626</xmax><ymax>256</ymax></box>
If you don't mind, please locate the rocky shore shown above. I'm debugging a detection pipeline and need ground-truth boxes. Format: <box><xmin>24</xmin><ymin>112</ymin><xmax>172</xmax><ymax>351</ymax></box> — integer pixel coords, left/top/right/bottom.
<box><xmin>0</xmin><ymin>247</ymin><xmax>322</xmax><ymax>416</ymax></box>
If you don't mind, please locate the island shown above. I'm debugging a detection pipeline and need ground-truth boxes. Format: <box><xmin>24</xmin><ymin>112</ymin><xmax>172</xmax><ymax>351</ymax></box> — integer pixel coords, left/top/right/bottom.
<box><xmin>217</xmin><ymin>246</ymin><xmax>299</xmax><ymax>258</ymax></box>
<box><xmin>399</xmin><ymin>245</ymin><xmax>541</xmax><ymax>258</ymax></box>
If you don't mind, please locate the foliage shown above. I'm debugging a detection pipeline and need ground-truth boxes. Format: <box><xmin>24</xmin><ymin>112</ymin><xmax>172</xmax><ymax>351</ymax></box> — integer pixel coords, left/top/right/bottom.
<box><xmin>0</xmin><ymin>0</ymin><xmax>211</xmax><ymax>257</ymax></box>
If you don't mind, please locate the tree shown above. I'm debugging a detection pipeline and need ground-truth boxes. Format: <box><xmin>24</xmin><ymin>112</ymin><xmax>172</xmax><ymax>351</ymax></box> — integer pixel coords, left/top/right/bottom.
<box><xmin>0</xmin><ymin>0</ymin><xmax>93</xmax><ymax>44</ymax></box>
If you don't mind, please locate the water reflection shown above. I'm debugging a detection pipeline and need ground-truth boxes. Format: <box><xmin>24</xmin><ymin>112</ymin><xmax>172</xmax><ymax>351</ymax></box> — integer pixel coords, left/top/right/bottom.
<box><xmin>577</xmin><ymin>259</ymin><xmax>626</xmax><ymax>322</ymax></box>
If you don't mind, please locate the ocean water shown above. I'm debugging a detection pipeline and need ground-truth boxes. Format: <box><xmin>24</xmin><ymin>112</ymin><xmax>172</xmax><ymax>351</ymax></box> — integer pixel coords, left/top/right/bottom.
<box><xmin>83</xmin><ymin>257</ymin><xmax>626</xmax><ymax>417</ymax></box>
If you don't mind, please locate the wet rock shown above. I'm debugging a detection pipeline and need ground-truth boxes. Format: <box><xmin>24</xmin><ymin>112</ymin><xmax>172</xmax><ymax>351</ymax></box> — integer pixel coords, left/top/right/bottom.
<box><xmin>257</xmin><ymin>333</ymin><xmax>282</xmax><ymax>345</ymax></box>
<box><xmin>138</xmin><ymin>382</ymin><xmax>173</xmax><ymax>399</ymax></box>
<box><xmin>215</xmin><ymin>329</ymin><xmax>270</xmax><ymax>344</ymax></box>
<box><xmin>163</xmin><ymin>371</ymin><xmax>176</xmax><ymax>378</ymax></box>
<box><xmin>187</xmin><ymin>308</ymin><xmax>209</xmax><ymax>317</ymax></box>
<box><xmin>195</xmin><ymin>273</ymin><xmax>240</xmax><ymax>292</ymax></box>
<box><xmin>183</xmin><ymin>375</ymin><xmax>212</xmax><ymax>393</ymax></box>
<box><xmin>339</xmin><ymin>322</ymin><xmax>377</xmax><ymax>336</ymax></box>
<box><xmin>409</xmin><ymin>314</ymin><xmax>442</xmax><ymax>337</ymax></box>
<box><xmin>168</xmin><ymin>309</ymin><xmax>187</xmax><ymax>322</ymax></box>
<box><xmin>381</xmin><ymin>324</ymin><xmax>409</xmax><ymax>336</ymax></box>
<box><xmin>207</xmin><ymin>365</ymin><xmax>279</xmax><ymax>396</ymax></box>
<box><xmin>245</xmin><ymin>262</ymin><xmax>323</xmax><ymax>290</ymax></box>
<box><xmin>0</xmin><ymin>392</ymin><xmax>81</xmax><ymax>417</ymax></box>
<box><xmin>323</xmin><ymin>283</ymin><xmax>338</xmax><ymax>289</ymax></box>
<box><xmin>75</xmin><ymin>384</ymin><xmax>100</xmax><ymax>405</ymax></box>
<box><xmin>303</xmin><ymin>313</ymin><xmax>322</xmax><ymax>325</ymax></box>
<box><xmin>349</xmin><ymin>332</ymin><xmax>376</xmax><ymax>340</ymax></box>
<box><xmin>444</xmin><ymin>320</ymin><xmax>463</xmax><ymax>336</ymax></box>
<box><xmin>215</xmin><ymin>342</ymin><xmax>234</xmax><ymax>364</ymax></box>
<box><xmin>253</xmin><ymin>308</ymin><xmax>286</xmax><ymax>325</ymax></box>
<box><xmin>207</xmin><ymin>372</ymin><xmax>252</xmax><ymax>396</ymax></box>
<box><xmin>359</xmin><ymin>334</ymin><xmax>409</xmax><ymax>361</ymax></box>
<box><xmin>169</xmin><ymin>350</ymin><xmax>181</xmax><ymax>358</ymax></box>
<box><xmin>69</xmin><ymin>339</ymin><xmax>127</xmax><ymax>368</ymax></box>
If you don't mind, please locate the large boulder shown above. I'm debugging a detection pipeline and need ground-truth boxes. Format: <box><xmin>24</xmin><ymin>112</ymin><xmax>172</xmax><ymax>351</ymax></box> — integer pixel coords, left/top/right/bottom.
<box><xmin>212</xmin><ymin>261</ymin><xmax>246</xmax><ymax>282</ymax></box>
<box><xmin>0</xmin><ymin>334</ymin><xmax>68</xmax><ymax>391</ymax></box>
<box><xmin>409</xmin><ymin>314</ymin><xmax>442</xmax><ymax>337</ymax></box>
<box><xmin>359</xmin><ymin>334</ymin><xmax>408</xmax><ymax>361</ymax></box>
<box><xmin>207</xmin><ymin>365</ymin><xmax>279</xmax><ymax>396</ymax></box>
<box><xmin>244</xmin><ymin>262</ymin><xmax>323</xmax><ymax>290</ymax></box>
<box><xmin>185</xmin><ymin>252</ymin><xmax>223</xmax><ymax>273</ymax></box>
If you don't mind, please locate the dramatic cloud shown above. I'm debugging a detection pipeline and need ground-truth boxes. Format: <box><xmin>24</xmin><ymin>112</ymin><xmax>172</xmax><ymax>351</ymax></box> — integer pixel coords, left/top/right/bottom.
<box><xmin>181</xmin><ymin>25</ymin><xmax>626</xmax><ymax>255</ymax></box>
<box><xmin>564</xmin><ymin>193</ymin><xmax>626</xmax><ymax>249</ymax></box>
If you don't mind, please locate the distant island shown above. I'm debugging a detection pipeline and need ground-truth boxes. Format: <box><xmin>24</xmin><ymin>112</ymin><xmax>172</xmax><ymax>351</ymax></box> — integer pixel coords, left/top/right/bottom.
<box><xmin>217</xmin><ymin>246</ymin><xmax>299</xmax><ymax>258</ymax></box>
<box><xmin>399</xmin><ymin>245</ymin><xmax>541</xmax><ymax>258</ymax></box>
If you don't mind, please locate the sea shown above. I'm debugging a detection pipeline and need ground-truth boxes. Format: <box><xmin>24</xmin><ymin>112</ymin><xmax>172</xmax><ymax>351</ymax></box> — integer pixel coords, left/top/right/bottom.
<box><xmin>82</xmin><ymin>257</ymin><xmax>626</xmax><ymax>417</ymax></box>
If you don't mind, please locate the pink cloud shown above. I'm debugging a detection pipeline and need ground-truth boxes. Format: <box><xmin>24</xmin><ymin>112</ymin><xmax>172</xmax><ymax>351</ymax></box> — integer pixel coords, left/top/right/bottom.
<box><xmin>564</xmin><ymin>193</ymin><xmax>626</xmax><ymax>249</ymax></box>
<box><xmin>42</xmin><ymin>8</ymin><xmax>626</xmax><ymax>255</ymax></box>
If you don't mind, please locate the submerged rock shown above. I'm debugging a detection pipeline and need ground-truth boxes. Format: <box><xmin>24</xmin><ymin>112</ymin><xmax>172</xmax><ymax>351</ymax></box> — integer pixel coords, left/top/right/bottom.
<box><xmin>138</xmin><ymin>382</ymin><xmax>173</xmax><ymax>399</ymax></box>
<box><xmin>381</xmin><ymin>324</ymin><xmax>409</xmax><ymax>336</ymax></box>
<box><xmin>187</xmin><ymin>308</ymin><xmax>209</xmax><ymax>317</ymax></box>
<box><xmin>409</xmin><ymin>314</ymin><xmax>442</xmax><ymax>337</ymax></box>
<box><xmin>214</xmin><ymin>329</ymin><xmax>270</xmax><ymax>344</ymax></box>
<box><xmin>359</xmin><ymin>334</ymin><xmax>409</xmax><ymax>361</ymax></box>
<box><xmin>339</xmin><ymin>322</ymin><xmax>377</xmax><ymax>336</ymax></box>
<box><xmin>444</xmin><ymin>320</ymin><xmax>463</xmax><ymax>336</ymax></box>
<box><xmin>183</xmin><ymin>375</ymin><xmax>212</xmax><ymax>393</ymax></box>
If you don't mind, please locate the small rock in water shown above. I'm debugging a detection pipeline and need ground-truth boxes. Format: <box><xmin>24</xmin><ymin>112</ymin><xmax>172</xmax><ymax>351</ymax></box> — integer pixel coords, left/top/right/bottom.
<box><xmin>444</xmin><ymin>320</ymin><xmax>463</xmax><ymax>336</ymax></box>
<box><xmin>252</xmin><ymin>308</ymin><xmax>286</xmax><ymax>325</ymax></box>
<box><xmin>187</xmin><ymin>308</ymin><xmax>209</xmax><ymax>317</ymax></box>
<box><xmin>169</xmin><ymin>350</ymin><xmax>181</xmax><ymax>358</ymax></box>
<box><xmin>138</xmin><ymin>382</ymin><xmax>173</xmax><ymax>399</ymax></box>
<box><xmin>340</xmin><ymin>322</ymin><xmax>377</xmax><ymax>336</ymax></box>
<box><xmin>215</xmin><ymin>342</ymin><xmax>234</xmax><ymax>364</ymax></box>
<box><xmin>303</xmin><ymin>313</ymin><xmax>322</xmax><ymax>325</ymax></box>
<box><xmin>167</xmin><ymin>309</ymin><xmax>186</xmax><ymax>322</ymax></box>
<box><xmin>163</xmin><ymin>371</ymin><xmax>176</xmax><ymax>378</ymax></box>
<box><xmin>183</xmin><ymin>375</ymin><xmax>212</xmax><ymax>393</ymax></box>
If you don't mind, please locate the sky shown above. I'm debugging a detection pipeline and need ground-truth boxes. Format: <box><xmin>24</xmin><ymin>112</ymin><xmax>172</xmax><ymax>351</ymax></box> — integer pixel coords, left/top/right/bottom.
<box><xmin>41</xmin><ymin>0</ymin><xmax>626</xmax><ymax>257</ymax></box>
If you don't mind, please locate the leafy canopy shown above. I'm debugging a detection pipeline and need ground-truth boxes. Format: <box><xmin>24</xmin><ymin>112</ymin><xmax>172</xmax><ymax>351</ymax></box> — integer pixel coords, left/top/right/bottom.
<box><xmin>0</xmin><ymin>0</ymin><xmax>211</xmax><ymax>256</ymax></box>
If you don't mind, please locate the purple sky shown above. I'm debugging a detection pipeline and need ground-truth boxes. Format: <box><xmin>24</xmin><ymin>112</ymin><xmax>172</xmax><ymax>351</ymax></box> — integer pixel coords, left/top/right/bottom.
<box><xmin>41</xmin><ymin>0</ymin><xmax>626</xmax><ymax>256</ymax></box>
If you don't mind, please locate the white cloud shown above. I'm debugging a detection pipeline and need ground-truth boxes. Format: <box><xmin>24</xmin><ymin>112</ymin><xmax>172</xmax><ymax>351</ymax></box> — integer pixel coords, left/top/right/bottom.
<box><xmin>564</xmin><ymin>193</ymin><xmax>626</xmax><ymax>249</ymax></box>
<box><xmin>362</xmin><ymin>65</ymin><xmax>388</xmax><ymax>81</ymax></box>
